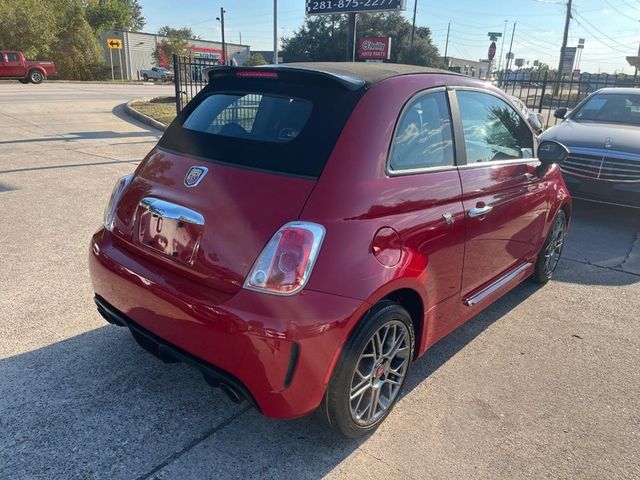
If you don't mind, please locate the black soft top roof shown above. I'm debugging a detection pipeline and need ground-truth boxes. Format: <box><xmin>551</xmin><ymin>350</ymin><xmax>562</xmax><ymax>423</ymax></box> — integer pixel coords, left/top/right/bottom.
<box><xmin>205</xmin><ymin>62</ymin><xmax>459</xmax><ymax>91</ymax></box>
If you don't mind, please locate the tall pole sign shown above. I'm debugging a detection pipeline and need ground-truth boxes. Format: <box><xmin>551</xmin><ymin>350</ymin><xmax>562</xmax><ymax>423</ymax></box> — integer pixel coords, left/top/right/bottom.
<box><xmin>306</xmin><ymin>0</ymin><xmax>406</xmax><ymax>15</ymax></box>
<box><xmin>106</xmin><ymin>38</ymin><xmax>123</xmax><ymax>81</ymax></box>
<box><xmin>305</xmin><ymin>0</ymin><xmax>407</xmax><ymax>62</ymax></box>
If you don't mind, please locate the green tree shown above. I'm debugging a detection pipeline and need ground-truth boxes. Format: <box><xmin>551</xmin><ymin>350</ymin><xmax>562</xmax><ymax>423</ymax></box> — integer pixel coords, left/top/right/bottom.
<box><xmin>282</xmin><ymin>13</ymin><xmax>441</xmax><ymax>66</ymax></box>
<box><xmin>0</xmin><ymin>0</ymin><xmax>60</xmax><ymax>58</ymax></box>
<box><xmin>153</xmin><ymin>27</ymin><xmax>194</xmax><ymax>68</ymax></box>
<box><xmin>157</xmin><ymin>26</ymin><xmax>199</xmax><ymax>40</ymax></box>
<box><xmin>52</xmin><ymin>6</ymin><xmax>107</xmax><ymax>80</ymax></box>
<box><xmin>85</xmin><ymin>0</ymin><xmax>145</xmax><ymax>32</ymax></box>
<box><xmin>244</xmin><ymin>54</ymin><xmax>268</xmax><ymax>66</ymax></box>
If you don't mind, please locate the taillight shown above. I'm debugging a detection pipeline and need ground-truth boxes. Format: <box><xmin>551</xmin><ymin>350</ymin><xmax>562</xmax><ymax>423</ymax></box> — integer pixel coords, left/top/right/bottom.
<box><xmin>244</xmin><ymin>222</ymin><xmax>325</xmax><ymax>296</ymax></box>
<box><xmin>103</xmin><ymin>174</ymin><xmax>133</xmax><ymax>231</ymax></box>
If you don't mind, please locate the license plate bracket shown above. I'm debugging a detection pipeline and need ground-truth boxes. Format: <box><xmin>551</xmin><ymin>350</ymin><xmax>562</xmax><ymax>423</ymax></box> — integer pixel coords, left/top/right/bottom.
<box><xmin>137</xmin><ymin>198</ymin><xmax>204</xmax><ymax>265</ymax></box>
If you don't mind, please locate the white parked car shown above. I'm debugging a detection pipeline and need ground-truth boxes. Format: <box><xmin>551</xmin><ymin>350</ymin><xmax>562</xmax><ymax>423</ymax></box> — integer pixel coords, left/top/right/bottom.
<box><xmin>139</xmin><ymin>67</ymin><xmax>174</xmax><ymax>82</ymax></box>
<box><xmin>510</xmin><ymin>96</ymin><xmax>543</xmax><ymax>134</ymax></box>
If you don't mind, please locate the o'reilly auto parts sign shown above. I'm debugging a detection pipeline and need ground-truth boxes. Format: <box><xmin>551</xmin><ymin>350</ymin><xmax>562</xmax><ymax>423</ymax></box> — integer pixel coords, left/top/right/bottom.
<box><xmin>306</xmin><ymin>0</ymin><xmax>406</xmax><ymax>15</ymax></box>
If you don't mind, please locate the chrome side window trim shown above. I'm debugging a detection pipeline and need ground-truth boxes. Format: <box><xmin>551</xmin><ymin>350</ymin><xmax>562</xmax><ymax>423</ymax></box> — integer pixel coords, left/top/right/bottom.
<box><xmin>385</xmin><ymin>86</ymin><xmax>456</xmax><ymax>177</ymax></box>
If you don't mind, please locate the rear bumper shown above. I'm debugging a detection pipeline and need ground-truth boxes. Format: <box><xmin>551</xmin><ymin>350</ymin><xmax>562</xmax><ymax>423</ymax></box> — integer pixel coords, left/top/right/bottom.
<box><xmin>563</xmin><ymin>174</ymin><xmax>640</xmax><ymax>208</ymax></box>
<box><xmin>89</xmin><ymin>228</ymin><xmax>369</xmax><ymax>419</ymax></box>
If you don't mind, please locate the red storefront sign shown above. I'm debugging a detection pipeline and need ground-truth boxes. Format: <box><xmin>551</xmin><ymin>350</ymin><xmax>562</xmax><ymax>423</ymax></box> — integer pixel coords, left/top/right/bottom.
<box><xmin>359</xmin><ymin>37</ymin><xmax>392</xmax><ymax>60</ymax></box>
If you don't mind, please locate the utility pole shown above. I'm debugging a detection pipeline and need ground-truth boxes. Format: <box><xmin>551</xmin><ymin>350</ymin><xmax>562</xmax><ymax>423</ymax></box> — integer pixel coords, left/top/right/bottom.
<box><xmin>556</xmin><ymin>0</ymin><xmax>573</xmax><ymax>82</ymax></box>
<box><xmin>411</xmin><ymin>0</ymin><xmax>418</xmax><ymax>45</ymax></box>
<box><xmin>497</xmin><ymin>19</ymin><xmax>507</xmax><ymax>73</ymax></box>
<box><xmin>505</xmin><ymin>21</ymin><xmax>516</xmax><ymax>71</ymax></box>
<box><xmin>273</xmin><ymin>0</ymin><xmax>278</xmax><ymax>64</ymax></box>
<box><xmin>443</xmin><ymin>22</ymin><xmax>450</xmax><ymax>69</ymax></box>
<box><xmin>216</xmin><ymin>8</ymin><xmax>227</xmax><ymax>65</ymax></box>
<box><xmin>346</xmin><ymin>12</ymin><xmax>357</xmax><ymax>61</ymax></box>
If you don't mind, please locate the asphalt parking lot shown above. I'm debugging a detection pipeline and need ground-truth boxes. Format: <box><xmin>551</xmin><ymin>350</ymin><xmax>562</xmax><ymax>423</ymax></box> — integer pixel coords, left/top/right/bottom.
<box><xmin>1</xmin><ymin>82</ymin><xmax>639</xmax><ymax>479</ymax></box>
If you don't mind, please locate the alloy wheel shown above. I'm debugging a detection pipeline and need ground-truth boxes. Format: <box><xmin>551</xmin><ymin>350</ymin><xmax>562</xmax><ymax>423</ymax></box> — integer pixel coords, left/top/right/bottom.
<box><xmin>544</xmin><ymin>215</ymin><xmax>566</xmax><ymax>277</ymax></box>
<box><xmin>349</xmin><ymin>320</ymin><xmax>410</xmax><ymax>427</ymax></box>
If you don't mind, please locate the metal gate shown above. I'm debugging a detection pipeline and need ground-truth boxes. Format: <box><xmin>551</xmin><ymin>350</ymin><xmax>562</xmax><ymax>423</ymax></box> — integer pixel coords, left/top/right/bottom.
<box><xmin>172</xmin><ymin>54</ymin><xmax>220</xmax><ymax>115</ymax></box>
<box><xmin>497</xmin><ymin>71</ymin><xmax>640</xmax><ymax>129</ymax></box>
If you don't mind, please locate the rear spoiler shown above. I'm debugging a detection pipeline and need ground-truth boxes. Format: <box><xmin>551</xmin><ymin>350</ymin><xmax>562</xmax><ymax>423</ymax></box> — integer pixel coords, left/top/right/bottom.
<box><xmin>202</xmin><ymin>65</ymin><xmax>366</xmax><ymax>91</ymax></box>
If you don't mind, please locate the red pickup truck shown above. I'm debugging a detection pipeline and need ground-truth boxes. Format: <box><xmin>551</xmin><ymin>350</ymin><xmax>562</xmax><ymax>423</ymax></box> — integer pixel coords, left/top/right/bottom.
<box><xmin>0</xmin><ymin>51</ymin><xmax>57</xmax><ymax>84</ymax></box>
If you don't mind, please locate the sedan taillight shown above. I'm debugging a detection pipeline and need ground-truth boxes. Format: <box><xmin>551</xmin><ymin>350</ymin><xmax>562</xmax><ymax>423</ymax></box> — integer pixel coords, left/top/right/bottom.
<box><xmin>244</xmin><ymin>222</ymin><xmax>325</xmax><ymax>296</ymax></box>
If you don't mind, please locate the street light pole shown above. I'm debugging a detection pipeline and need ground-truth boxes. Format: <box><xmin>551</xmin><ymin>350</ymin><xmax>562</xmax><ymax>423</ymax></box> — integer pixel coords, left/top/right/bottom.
<box><xmin>216</xmin><ymin>8</ymin><xmax>227</xmax><ymax>65</ymax></box>
<box><xmin>411</xmin><ymin>0</ymin><xmax>418</xmax><ymax>45</ymax></box>
<box><xmin>505</xmin><ymin>21</ymin><xmax>516</xmax><ymax>72</ymax></box>
<box><xmin>497</xmin><ymin>19</ymin><xmax>507</xmax><ymax>73</ymax></box>
<box><xmin>443</xmin><ymin>22</ymin><xmax>450</xmax><ymax>68</ymax></box>
<box><xmin>273</xmin><ymin>0</ymin><xmax>278</xmax><ymax>64</ymax></box>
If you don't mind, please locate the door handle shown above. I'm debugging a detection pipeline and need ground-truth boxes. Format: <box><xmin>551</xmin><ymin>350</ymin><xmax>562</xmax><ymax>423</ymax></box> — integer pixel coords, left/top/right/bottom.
<box><xmin>468</xmin><ymin>205</ymin><xmax>493</xmax><ymax>218</ymax></box>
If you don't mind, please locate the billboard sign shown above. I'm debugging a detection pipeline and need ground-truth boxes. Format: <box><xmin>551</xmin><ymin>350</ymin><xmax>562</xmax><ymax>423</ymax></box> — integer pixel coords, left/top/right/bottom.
<box><xmin>306</xmin><ymin>0</ymin><xmax>406</xmax><ymax>15</ymax></box>
<box><xmin>359</xmin><ymin>37</ymin><xmax>391</xmax><ymax>60</ymax></box>
<box><xmin>562</xmin><ymin>46</ymin><xmax>577</xmax><ymax>75</ymax></box>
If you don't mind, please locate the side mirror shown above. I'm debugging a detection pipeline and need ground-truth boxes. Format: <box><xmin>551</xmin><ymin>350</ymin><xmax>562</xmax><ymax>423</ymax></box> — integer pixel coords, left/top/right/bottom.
<box><xmin>554</xmin><ymin>107</ymin><xmax>568</xmax><ymax>119</ymax></box>
<box><xmin>538</xmin><ymin>140</ymin><xmax>569</xmax><ymax>165</ymax></box>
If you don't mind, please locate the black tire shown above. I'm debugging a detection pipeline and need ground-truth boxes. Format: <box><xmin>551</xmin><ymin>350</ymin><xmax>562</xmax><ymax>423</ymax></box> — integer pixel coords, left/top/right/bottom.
<box><xmin>18</xmin><ymin>79</ymin><xmax>29</xmax><ymax>84</ymax></box>
<box><xmin>29</xmin><ymin>70</ymin><xmax>44</xmax><ymax>84</ymax></box>
<box><xmin>532</xmin><ymin>209</ymin><xmax>567</xmax><ymax>284</ymax></box>
<box><xmin>143</xmin><ymin>74</ymin><xmax>149</xmax><ymax>81</ymax></box>
<box><xmin>317</xmin><ymin>301</ymin><xmax>415</xmax><ymax>438</ymax></box>
<box><xmin>161</xmin><ymin>75</ymin><xmax>167</xmax><ymax>82</ymax></box>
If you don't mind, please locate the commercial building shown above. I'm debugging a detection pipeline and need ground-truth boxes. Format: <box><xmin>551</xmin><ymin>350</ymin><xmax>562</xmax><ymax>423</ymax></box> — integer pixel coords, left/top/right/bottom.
<box><xmin>442</xmin><ymin>57</ymin><xmax>490</xmax><ymax>80</ymax></box>
<box><xmin>100</xmin><ymin>30</ymin><xmax>250</xmax><ymax>80</ymax></box>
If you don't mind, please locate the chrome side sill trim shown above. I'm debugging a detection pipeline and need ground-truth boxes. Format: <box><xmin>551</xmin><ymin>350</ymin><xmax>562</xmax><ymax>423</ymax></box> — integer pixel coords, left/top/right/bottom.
<box><xmin>463</xmin><ymin>262</ymin><xmax>533</xmax><ymax>307</ymax></box>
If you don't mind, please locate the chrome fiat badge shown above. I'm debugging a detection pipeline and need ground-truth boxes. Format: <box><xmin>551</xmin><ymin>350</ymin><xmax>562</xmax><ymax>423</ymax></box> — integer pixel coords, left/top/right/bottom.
<box><xmin>184</xmin><ymin>166</ymin><xmax>208</xmax><ymax>187</ymax></box>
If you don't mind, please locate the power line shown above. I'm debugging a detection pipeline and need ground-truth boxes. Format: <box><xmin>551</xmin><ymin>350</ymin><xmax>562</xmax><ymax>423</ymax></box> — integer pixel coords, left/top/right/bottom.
<box><xmin>604</xmin><ymin>0</ymin><xmax>639</xmax><ymax>21</ymax></box>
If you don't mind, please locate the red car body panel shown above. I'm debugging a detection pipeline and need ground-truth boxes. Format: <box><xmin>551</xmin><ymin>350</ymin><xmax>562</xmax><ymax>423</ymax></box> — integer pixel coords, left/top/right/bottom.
<box><xmin>0</xmin><ymin>51</ymin><xmax>57</xmax><ymax>80</ymax></box>
<box><xmin>89</xmin><ymin>66</ymin><xmax>571</xmax><ymax>419</ymax></box>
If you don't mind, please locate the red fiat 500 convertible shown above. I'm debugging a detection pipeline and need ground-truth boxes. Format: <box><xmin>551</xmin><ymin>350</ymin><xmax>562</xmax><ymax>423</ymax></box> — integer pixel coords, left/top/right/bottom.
<box><xmin>89</xmin><ymin>63</ymin><xmax>571</xmax><ymax>438</ymax></box>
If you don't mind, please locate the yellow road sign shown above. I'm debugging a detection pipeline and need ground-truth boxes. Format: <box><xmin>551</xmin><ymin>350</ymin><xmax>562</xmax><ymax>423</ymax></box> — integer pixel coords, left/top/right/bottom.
<box><xmin>107</xmin><ymin>38</ymin><xmax>123</xmax><ymax>49</ymax></box>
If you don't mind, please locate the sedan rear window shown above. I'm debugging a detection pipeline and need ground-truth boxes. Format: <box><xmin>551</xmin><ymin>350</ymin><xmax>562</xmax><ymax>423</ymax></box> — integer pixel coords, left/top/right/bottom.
<box><xmin>183</xmin><ymin>93</ymin><xmax>312</xmax><ymax>143</ymax></box>
<box><xmin>158</xmin><ymin>74</ymin><xmax>364</xmax><ymax>178</ymax></box>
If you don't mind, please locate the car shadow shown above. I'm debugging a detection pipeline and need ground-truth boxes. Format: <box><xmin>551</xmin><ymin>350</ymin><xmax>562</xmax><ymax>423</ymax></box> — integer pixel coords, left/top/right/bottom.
<box><xmin>1</xmin><ymin>277</ymin><xmax>548</xmax><ymax>479</ymax></box>
<box><xmin>560</xmin><ymin>199</ymin><xmax>639</xmax><ymax>283</ymax></box>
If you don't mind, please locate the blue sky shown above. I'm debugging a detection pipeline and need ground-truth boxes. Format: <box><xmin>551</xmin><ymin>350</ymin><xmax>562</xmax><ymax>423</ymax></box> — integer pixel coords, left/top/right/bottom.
<box><xmin>139</xmin><ymin>0</ymin><xmax>640</xmax><ymax>74</ymax></box>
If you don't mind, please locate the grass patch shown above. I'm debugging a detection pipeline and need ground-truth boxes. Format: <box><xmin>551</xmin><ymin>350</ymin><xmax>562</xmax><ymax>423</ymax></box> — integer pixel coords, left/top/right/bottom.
<box><xmin>131</xmin><ymin>97</ymin><xmax>176</xmax><ymax>126</ymax></box>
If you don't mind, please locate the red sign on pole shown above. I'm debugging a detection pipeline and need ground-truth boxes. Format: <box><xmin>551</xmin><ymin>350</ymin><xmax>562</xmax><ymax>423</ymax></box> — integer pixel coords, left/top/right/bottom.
<box><xmin>488</xmin><ymin>41</ymin><xmax>497</xmax><ymax>61</ymax></box>
<box><xmin>359</xmin><ymin>37</ymin><xmax>392</xmax><ymax>60</ymax></box>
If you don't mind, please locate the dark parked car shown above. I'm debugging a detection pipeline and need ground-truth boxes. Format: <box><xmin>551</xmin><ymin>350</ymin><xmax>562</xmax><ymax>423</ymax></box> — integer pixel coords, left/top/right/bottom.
<box><xmin>541</xmin><ymin>88</ymin><xmax>640</xmax><ymax>208</ymax></box>
<box><xmin>90</xmin><ymin>63</ymin><xmax>571</xmax><ymax>438</ymax></box>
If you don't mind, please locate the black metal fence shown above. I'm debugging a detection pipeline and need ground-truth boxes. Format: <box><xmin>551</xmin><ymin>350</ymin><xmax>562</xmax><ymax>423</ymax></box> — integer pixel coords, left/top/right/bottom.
<box><xmin>497</xmin><ymin>71</ymin><xmax>640</xmax><ymax>129</ymax></box>
<box><xmin>172</xmin><ymin>54</ymin><xmax>221</xmax><ymax>114</ymax></box>
<box><xmin>172</xmin><ymin>55</ymin><xmax>640</xmax><ymax>132</ymax></box>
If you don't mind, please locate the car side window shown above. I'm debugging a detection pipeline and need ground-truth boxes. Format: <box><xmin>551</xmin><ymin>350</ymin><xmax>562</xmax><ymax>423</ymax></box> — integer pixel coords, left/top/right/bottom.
<box><xmin>388</xmin><ymin>91</ymin><xmax>455</xmax><ymax>172</ymax></box>
<box><xmin>7</xmin><ymin>53</ymin><xmax>19</xmax><ymax>62</ymax></box>
<box><xmin>456</xmin><ymin>90</ymin><xmax>533</xmax><ymax>163</ymax></box>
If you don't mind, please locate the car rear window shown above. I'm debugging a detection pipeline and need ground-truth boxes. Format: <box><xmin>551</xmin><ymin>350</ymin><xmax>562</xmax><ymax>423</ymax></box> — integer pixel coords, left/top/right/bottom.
<box><xmin>158</xmin><ymin>72</ymin><xmax>364</xmax><ymax>178</ymax></box>
<box><xmin>183</xmin><ymin>93</ymin><xmax>313</xmax><ymax>143</ymax></box>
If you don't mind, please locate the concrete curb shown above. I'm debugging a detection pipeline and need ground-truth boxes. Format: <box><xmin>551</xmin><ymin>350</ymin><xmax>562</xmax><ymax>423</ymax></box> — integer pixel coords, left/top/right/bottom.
<box><xmin>124</xmin><ymin>97</ymin><xmax>169</xmax><ymax>131</ymax></box>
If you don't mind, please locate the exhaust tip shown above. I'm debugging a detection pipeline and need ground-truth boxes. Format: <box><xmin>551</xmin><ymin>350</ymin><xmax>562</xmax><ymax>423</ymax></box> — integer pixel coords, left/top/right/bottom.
<box><xmin>219</xmin><ymin>382</ymin><xmax>244</xmax><ymax>404</ymax></box>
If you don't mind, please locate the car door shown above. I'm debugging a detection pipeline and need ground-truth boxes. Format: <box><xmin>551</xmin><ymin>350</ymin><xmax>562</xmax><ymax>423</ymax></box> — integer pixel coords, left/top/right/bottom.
<box><xmin>387</xmin><ymin>88</ymin><xmax>466</xmax><ymax>342</ymax></box>
<box><xmin>452</xmin><ymin>88</ymin><xmax>549</xmax><ymax>304</ymax></box>
<box><xmin>4</xmin><ymin>52</ymin><xmax>24</xmax><ymax>77</ymax></box>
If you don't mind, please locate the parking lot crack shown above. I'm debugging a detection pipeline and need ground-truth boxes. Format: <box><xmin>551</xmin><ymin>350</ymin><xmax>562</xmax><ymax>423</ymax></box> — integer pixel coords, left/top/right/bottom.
<box><xmin>134</xmin><ymin>405</ymin><xmax>251</xmax><ymax>480</ymax></box>
<box><xmin>619</xmin><ymin>229</ymin><xmax>639</xmax><ymax>272</ymax></box>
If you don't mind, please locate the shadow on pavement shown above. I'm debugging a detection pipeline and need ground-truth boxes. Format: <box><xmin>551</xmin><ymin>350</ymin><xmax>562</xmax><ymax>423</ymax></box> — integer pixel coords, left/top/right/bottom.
<box><xmin>1</xmin><ymin>277</ymin><xmax>546</xmax><ymax>479</ymax></box>
<box><xmin>560</xmin><ymin>199</ymin><xmax>640</xmax><ymax>284</ymax></box>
